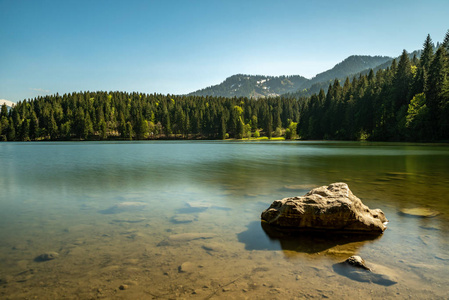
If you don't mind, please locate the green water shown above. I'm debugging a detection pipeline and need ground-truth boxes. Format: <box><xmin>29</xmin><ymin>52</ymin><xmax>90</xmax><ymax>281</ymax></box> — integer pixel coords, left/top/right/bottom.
<box><xmin>1</xmin><ymin>141</ymin><xmax>448</xmax><ymax>299</ymax></box>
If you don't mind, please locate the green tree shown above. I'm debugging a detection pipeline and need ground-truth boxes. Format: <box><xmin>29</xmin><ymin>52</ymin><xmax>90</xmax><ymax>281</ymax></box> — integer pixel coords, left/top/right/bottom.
<box><xmin>285</xmin><ymin>121</ymin><xmax>298</xmax><ymax>140</ymax></box>
<box><xmin>218</xmin><ymin>114</ymin><xmax>226</xmax><ymax>140</ymax></box>
<box><xmin>83</xmin><ymin>113</ymin><xmax>93</xmax><ymax>139</ymax></box>
<box><xmin>19</xmin><ymin>119</ymin><xmax>30</xmax><ymax>141</ymax></box>
<box><xmin>135</xmin><ymin>117</ymin><xmax>149</xmax><ymax>139</ymax></box>
<box><xmin>7</xmin><ymin>117</ymin><xmax>15</xmax><ymax>141</ymax></box>
<box><xmin>125</xmin><ymin>121</ymin><xmax>133</xmax><ymax>140</ymax></box>
<box><xmin>1</xmin><ymin>103</ymin><xmax>8</xmax><ymax>118</ymax></box>
<box><xmin>426</xmin><ymin>46</ymin><xmax>449</xmax><ymax>139</ymax></box>
<box><xmin>60</xmin><ymin>121</ymin><xmax>72</xmax><ymax>139</ymax></box>
<box><xmin>267</xmin><ymin>112</ymin><xmax>272</xmax><ymax>139</ymax></box>
<box><xmin>98</xmin><ymin>119</ymin><xmax>108</xmax><ymax>140</ymax></box>
<box><xmin>406</xmin><ymin>93</ymin><xmax>430</xmax><ymax>140</ymax></box>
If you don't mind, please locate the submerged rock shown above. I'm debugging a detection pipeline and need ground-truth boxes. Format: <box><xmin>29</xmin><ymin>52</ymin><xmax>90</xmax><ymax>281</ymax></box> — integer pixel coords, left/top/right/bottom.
<box><xmin>399</xmin><ymin>207</ymin><xmax>440</xmax><ymax>218</ymax></box>
<box><xmin>34</xmin><ymin>252</ymin><xmax>59</xmax><ymax>262</ymax></box>
<box><xmin>98</xmin><ymin>202</ymin><xmax>147</xmax><ymax>214</ymax></box>
<box><xmin>171</xmin><ymin>214</ymin><xmax>196</xmax><ymax>224</ymax></box>
<box><xmin>157</xmin><ymin>232</ymin><xmax>217</xmax><ymax>246</ymax></box>
<box><xmin>178</xmin><ymin>262</ymin><xmax>195</xmax><ymax>273</ymax></box>
<box><xmin>261</xmin><ymin>183</ymin><xmax>388</xmax><ymax>234</ymax></box>
<box><xmin>283</xmin><ymin>184</ymin><xmax>317</xmax><ymax>191</ymax></box>
<box><xmin>333</xmin><ymin>255</ymin><xmax>398</xmax><ymax>286</ymax></box>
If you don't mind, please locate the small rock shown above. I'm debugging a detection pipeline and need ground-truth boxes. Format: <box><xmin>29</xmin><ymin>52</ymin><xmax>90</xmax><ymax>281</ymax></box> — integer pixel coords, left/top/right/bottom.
<box><xmin>419</xmin><ymin>225</ymin><xmax>440</xmax><ymax>231</ymax></box>
<box><xmin>34</xmin><ymin>252</ymin><xmax>59</xmax><ymax>262</ymax></box>
<box><xmin>12</xmin><ymin>244</ymin><xmax>27</xmax><ymax>251</ymax></box>
<box><xmin>158</xmin><ymin>232</ymin><xmax>217</xmax><ymax>246</ymax></box>
<box><xmin>119</xmin><ymin>284</ymin><xmax>128</xmax><ymax>290</ymax></box>
<box><xmin>399</xmin><ymin>207</ymin><xmax>440</xmax><ymax>218</ymax></box>
<box><xmin>0</xmin><ymin>276</ymin><xmax>12</xmax><ymax>284</ymax></box>
<box><xmin>333</xmin><ymin>256</ymin><xmax>397</xmax><ymax>286</ymax></box>
<box><xmin>283</xmin><ymin>184</ymin><xmax>317</xmax><ymax>191</ymax></box>
<box><xmin>435</xmin><ymin>254</ymin><xmax>449</xmax><ymax>261</ymax></box>
<box><xmin>178</xmin><ymin>262</ymin><xmax>195</xmax><ymax>273</ymax></box>
<box><xmin>345</xmin><ymin>255</ymin><xmax>371</xmax><ymax>271</ymax></box>
<box><xmin>72</xmin><ymin>239</ymin><xmax>85</xmax><ymax>245</ymax></box>
<box><xmin>171</xmin><ymin>214</ymin><xmax>196</xmax><ymax>224</ymax></box>
<box><xmin>201</xmin><ymin>242</ymin><xmax>222</xmax><ymax>252</ymax></box>
<box><xmin>187</xmin><ymin>201</ymin><xmax>212</xmax><ymax>209</ymax></box>
<box><xmin>99</xmin><ymin>202</ymin><xmax>147</xmax><ymax>214</ymax></box>
<box><xmin>295</xmin><ymin>275</ymin><xmax>301</xmax><ymax>280</ymax></box>
<box><xmin>111</xmin><ymin>217</ymin><xmax>146</xmax><ymax>224</ymax></box>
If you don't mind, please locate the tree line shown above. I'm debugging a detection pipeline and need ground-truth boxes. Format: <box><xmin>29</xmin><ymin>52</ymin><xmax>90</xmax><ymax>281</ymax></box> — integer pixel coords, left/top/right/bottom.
<box><xmin>298</xmin><ymin>31</ymin><xmax>449</xmax><ymax>141</ymax></box>
<box><xmin>0</xmin><ymin>91</ymin><xmax>301</xmax><ymax>141</ymax></box>
<box><xmin>1</xmin><ymin>31</ymin><xmax>448</xmax><ymax>142</ymax></box>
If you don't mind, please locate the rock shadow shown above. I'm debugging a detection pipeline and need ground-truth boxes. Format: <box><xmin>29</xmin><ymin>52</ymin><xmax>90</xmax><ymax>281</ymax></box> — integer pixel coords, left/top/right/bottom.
<box><xmin>332</xmin><ymin>261</ymin><xmax>397</xmax><ymax>286</ymax></box>
<box><xmin>237</xmin><ymin>221</ymin><xmax>381</xmax><ymax>254</ymax></box>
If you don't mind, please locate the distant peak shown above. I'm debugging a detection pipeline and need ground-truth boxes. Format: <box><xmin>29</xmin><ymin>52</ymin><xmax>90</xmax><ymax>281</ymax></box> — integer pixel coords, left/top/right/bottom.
<box><xmin>0</xmin><ymin>99</ymin><xmax>15</xmax><ymax>107</ymax></box>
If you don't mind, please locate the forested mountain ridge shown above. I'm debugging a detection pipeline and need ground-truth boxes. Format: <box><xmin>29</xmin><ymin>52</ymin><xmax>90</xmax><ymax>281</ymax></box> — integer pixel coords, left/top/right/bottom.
<box><xmin>289</xmin><ymin>53</ymin><xmax>422</xmax><ymax>97</ymax></box>
<box><xmin>189</xmin><ymin>55</ymin><xmax>392</xmax><ymax>98</ymax></box>
<box><xmin>1</xmin><ymin>31</ymin><xmax>448</xmax><ymax>142</ymax></box>
<box><xmin>302</xmin><ymin>55</ymin><xmax>392</xmax><ymax>88</ymax></box>
<box><xmin>188</xmin><ymin>74</ymin><xmax>309</xmax><ymax>98</ymax></box>
<box><xmin>297</xmin><ymin>32</ymin><xmax>449</xmax><ymax>141</ymax></box>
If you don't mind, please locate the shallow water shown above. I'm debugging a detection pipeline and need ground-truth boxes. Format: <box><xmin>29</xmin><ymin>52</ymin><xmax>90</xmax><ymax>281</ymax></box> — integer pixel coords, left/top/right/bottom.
<box><xmin>0</xmin><ymin>141</ymin><xmax>449</xmax><ymax>299</ymax></box>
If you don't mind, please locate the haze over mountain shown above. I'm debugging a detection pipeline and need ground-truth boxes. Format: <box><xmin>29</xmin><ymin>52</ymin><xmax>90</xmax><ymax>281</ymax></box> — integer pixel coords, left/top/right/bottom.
<box><xmin>189</xmin><ymin>55</ymin><xmax>393</xmax><ymax>98</ymax></box>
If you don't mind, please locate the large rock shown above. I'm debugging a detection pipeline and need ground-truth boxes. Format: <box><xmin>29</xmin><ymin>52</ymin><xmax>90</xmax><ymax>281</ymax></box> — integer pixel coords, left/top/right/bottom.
<box><xmin>261</xmin><ymin>183</ymin><xmax>388</xmax><ymax>234</ymax></box>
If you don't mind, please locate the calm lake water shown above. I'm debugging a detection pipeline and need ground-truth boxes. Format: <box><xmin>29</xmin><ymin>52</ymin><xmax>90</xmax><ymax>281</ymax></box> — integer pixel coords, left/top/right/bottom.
<box><xmin>1</xmin><ymin>141</ymin><xmax>449</xmax><ymax>299</ymax></box>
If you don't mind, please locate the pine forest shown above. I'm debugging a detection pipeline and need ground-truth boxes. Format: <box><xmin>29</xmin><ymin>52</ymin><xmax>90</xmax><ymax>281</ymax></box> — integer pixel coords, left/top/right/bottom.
<box><xmin>1</xmin><ymin>31</ymin><xmax>448</xmax><ymax>142</ymax></box>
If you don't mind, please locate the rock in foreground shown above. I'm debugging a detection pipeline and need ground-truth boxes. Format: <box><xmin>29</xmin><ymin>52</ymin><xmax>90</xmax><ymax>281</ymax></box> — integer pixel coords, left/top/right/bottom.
<box><xmin>34</xmin><ymin>252</ymin><xmax>59</xmax><ymax>262</ymax></box>
<box><xmin>333</xmin><ymin>255</ymin><xmax>398</xmax><ymax>286</ymax></box>
<box><xmin>261</xmin><ymin>183</ymin><xmax>388</xmax><ymax>234</ymax></box>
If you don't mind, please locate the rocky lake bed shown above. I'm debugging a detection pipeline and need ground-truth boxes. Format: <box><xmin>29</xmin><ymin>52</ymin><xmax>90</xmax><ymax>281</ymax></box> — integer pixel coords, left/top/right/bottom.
<box><xmin>1</xmin><ymin>141</ymin><xmax>449</xmax><ymax>299</ymax></box>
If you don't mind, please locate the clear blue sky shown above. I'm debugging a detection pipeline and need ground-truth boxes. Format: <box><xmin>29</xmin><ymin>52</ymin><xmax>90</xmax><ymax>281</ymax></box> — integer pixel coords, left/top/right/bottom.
<box><xmin>1</xmin><ymin>0</ymin><xmax>448</xmax><ymax>102</ymax></box>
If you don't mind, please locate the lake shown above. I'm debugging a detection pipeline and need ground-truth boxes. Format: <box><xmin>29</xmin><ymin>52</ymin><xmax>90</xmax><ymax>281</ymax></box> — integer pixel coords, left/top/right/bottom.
<box><xmin>1</xmin><ymin>141</ymin><xmax>449</xmax><ymax>299</ymax></box>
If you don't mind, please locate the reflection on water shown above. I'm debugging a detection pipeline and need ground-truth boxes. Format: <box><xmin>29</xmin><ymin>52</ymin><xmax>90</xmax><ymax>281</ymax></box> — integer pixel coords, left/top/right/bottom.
<box><xmin>238</xmin><ymin>221</ymin><xmax>381</xmax><ymax>256</ymax></box>
<box><xmin>1</xmin><ymin>141</ymin><xmax>449</xmax><ymax>299</ymax></box>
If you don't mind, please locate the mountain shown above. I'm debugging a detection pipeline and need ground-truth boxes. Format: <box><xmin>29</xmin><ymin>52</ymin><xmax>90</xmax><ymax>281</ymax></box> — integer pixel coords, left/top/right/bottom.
<box><xmin>289</xmin><ymin>53</ymin><xmax>422</xmax><ymax>97</ymax></box>
<box><xmin>0</xmin><ymin>99</ymin><xmax>15</xmax><ymax>109</ymax></box>
<box><xmin>189</xmin><ymin>55</ymin><xmax>392</xmax><ymax>98</ymax></box>
<box><xmin>306</xmin><ymin>55</ymin><xmax>392</xmax><ymax>86</ymax></box>
<box><xmin>189</xmin><ymin>74</ymin><xmax>309</xmax><ymax>98</ymax></box>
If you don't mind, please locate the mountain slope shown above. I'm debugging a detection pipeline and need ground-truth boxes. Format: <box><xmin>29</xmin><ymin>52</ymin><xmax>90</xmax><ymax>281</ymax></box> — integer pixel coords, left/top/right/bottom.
<box><xmin>304</xmin><ymin>55</ymin><xmax>392</xmax><ymax>88</ymax></box>
<box><xmin>188</xmin><ymin>55</ymin><xmax>392</xmax><ymax>98</ymax></box>
<box><xmin>0</xmin><ymin>99</ymin><xmax>15</xmax><ymax>108</ymax></box>
<box><xmin>189</xmin><ymin>74</ymin><xmax>309</xmax><ymax>98</ymax></box>
<box><xmin>288</xmin><ymin>52</ymin><xmax>421</xmax><ymax>97</ymax></box>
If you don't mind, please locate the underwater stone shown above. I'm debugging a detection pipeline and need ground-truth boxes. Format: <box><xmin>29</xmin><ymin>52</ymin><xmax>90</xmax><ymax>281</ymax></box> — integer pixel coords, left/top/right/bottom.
<box><xmin>333</xmin><ymin>255</ymin><xmax>398</xmax><ymax>286</ymax></box>
<box><xmin>399</xmin><ymin>207</ymin><xmax>440</xmax><ymax>218</ymax></box>
<box><xmin>34</xmin><ymin>252</ymin><xmax>59</xmax><ymax>262</ymax></box>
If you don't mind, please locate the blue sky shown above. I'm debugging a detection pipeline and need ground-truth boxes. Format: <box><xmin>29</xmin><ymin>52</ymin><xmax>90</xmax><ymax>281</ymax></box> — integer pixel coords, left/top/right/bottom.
<box><xmin>1</xmin><ymin>0</ymin><xmax>448</xmax><ymax>102</ymax></box>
